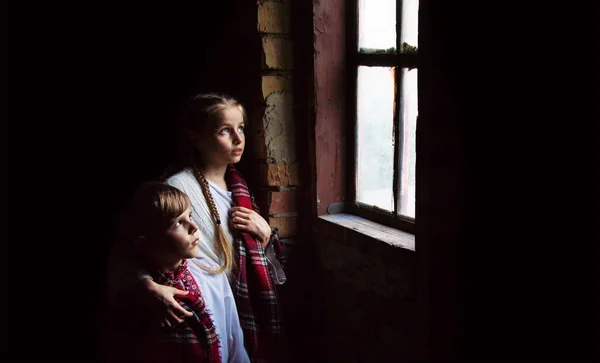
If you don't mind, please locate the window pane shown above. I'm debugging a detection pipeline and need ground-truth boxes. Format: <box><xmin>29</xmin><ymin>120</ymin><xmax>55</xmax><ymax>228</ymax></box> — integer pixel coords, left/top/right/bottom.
<box><xmin>356</xmin><ymin>66</ymin><xmax>395</xmax><ymax>211</ymax></box>
<box><xmin>398</xmin><ymin>68</ymin><xmax>417</xmax><ymax>218</ymax></box>
<box><xmin>358</xmin><ymin>0</ymin><xmax>396</xmax><ymax>52</ymax></box>
<box><xmin>400</xmin><ymin>0</ymin><xmax>419</xmax><ymax>53</ymax></box>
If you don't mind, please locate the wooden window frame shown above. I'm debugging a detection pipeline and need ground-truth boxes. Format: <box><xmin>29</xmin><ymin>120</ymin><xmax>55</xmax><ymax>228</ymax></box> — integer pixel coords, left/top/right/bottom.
<box><xmin>343</xmin><ymin>0</ymin><xmax>418</xmax><ymax>234</ymax></box>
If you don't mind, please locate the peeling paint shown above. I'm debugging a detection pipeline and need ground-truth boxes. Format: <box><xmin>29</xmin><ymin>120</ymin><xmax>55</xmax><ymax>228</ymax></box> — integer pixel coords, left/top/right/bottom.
<box><xmin>263</xmin><ymin>92</ymin><xmax>296</xmax><ymax>164</ymax></box>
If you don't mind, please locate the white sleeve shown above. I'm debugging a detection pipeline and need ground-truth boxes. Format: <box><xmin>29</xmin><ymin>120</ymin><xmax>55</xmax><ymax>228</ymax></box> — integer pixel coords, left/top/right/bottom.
<box><xmin>106</xmin><ymin>241</ymin><xmax>151</xmax><ymax>306</ymax></box>
<box><xmin>164</xmin><ymin>176</ymin><xmax>186</xmax><ymax>195</ymax></box>
<box><xmin>225</xmin><ymin>294</ymin><xmax>250</xmax><ymax>363</ymax></box>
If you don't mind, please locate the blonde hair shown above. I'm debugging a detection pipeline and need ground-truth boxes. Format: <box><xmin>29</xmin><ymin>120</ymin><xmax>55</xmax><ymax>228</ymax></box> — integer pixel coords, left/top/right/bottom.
<box><xmin>166</xmin><ymin>93</ymin><xmax>248</xmax><ymax>274</ymax></box>
<box><xmin>192</xmin><ymin>168</ymin><xmax>234</xmax><ymax>274</ymax></box>
<box><xmin>177</xmin><ymin>93</ymin><xmax>247</xmax><ymax>148</ymax></box>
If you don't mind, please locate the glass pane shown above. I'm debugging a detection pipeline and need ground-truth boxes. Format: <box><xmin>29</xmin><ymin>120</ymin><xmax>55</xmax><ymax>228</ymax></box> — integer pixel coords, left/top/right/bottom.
<box><xmin>356</xmin><ymin>66</ymin><xmax>395</xmax><ymax>211</ymax></box>
<box><xmin>400</xmin><ymin>0</ymin><xmax>419</xmax><ymax>53</ymax></box>
<box><xmin>398</xmin><ymin>68</ymin><xmax>417</xmax><ymax>218</ymax></box>
<box><xmin>358</xmin><ymin>0</ymin><xmax>396</xmax><ymax>52</ymax></box>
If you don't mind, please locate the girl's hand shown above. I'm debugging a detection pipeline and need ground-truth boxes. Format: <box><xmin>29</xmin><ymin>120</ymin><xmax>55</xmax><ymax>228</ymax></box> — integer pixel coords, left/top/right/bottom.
<box><xmin>137</xmin><ymin>278</ymin><xmax>193</xmax><ymax>327</ymax></box>
<box><xmin>230</xmin><ymin>206</ymin><xmax>271</xmax><ymax>248</ymax></box>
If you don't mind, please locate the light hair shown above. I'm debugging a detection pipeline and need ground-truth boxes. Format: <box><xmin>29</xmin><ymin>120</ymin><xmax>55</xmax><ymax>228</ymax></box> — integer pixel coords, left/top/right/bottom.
<box><xmin>193</xmin><ymin>168</ymin><xmax>235</xmax><ymax>274</ymax></box>
<box><xmin>177</xmin><ymin>93</ymin><xmax>247</xmax><ymax>154</ymax></box>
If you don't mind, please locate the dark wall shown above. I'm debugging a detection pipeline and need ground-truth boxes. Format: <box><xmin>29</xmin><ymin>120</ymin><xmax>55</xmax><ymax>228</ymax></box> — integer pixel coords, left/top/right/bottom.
<box><xmin>416</xmin><ymin>1</ymin><xmax>594</xmax><ymax>361</ymax></box>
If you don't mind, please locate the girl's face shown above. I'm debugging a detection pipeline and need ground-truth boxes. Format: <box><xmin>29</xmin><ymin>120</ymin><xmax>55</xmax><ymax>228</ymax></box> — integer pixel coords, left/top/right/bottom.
<box><xmin>144</xmin><ymin>207</ymin><xmax>201</xmax><ymax>267</ymax></box>
<box><xmin>196</xmin><ymin>106</ymin><xmax>245</xmax><ymax>167</ymax></box>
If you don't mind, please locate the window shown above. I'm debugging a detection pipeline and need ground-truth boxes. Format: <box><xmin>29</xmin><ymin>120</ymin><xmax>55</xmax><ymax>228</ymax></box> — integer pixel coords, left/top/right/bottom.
<box><xmin>348</xmin><ymin>0</ymin><xmax>418</xmax><ymax>232</ymax></box>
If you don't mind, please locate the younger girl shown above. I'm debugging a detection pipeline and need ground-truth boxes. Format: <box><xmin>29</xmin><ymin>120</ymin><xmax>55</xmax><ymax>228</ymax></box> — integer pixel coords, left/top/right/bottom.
<box><xmin>107</xmin><ymin>181</ymin><xmax>249</xmax><ymax>363</ymax></box>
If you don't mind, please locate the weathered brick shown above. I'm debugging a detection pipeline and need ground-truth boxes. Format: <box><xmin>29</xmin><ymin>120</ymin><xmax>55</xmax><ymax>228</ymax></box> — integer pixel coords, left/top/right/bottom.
<box><xmin>261</xmin><ymin>162</ymin><xmax>299</xmax><ymax>186</ymax></box>
<box><xmin>269</xmin><ymin>190</ymin><xmax>297</xmax><ymax>215</ymax></box>
<box><xmin>258</xmin><ymin>2</ymin><xmax>291</xmax><ymax>34</ymax></box>
<box><xmin>263</xmin><ymin>92</ymin><xmax>296</xmax><ymax>164</ymax></box>
<box><xmin>262</xmin><ymin>36</ymin><xmax>293</xmax><ymax>70</ymax></box>
<box><xmin>269</xmin><ymin>216</ymin><xmax>297</xmax><ymax>238</ymax></box>
<box><xmin>261</xmin><ymin>75</ymin><xmax>293</xmax><ymax>99</ymax></box>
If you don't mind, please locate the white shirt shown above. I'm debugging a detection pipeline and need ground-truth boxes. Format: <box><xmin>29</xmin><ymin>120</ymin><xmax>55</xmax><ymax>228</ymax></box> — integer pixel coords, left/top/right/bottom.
<box><xmin>185</xmin><ymin>260</ymin><xmax>249</xmax><ymax>363</ymax></box>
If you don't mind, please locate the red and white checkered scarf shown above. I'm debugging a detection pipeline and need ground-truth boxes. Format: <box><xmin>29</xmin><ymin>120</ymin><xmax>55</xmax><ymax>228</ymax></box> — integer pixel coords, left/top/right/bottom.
<box><xmin>226</xmin><ymin>165</ymin><xmax>285</xmax><ymax>363</ymax></box>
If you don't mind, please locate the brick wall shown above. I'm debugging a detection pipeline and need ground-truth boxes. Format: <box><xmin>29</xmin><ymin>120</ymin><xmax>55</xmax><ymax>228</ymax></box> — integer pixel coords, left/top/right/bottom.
<box><xmin>255</xmin><ymin>0</ymin><xmax>298</xmax><ymax>240</ymax></box>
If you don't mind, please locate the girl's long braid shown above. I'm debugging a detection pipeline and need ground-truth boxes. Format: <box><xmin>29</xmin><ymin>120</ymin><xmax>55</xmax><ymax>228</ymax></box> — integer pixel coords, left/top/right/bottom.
<box><xmin>193</xmin><ymin>167</ymin><xmax>235</xmax><ymax>274</ymax></box>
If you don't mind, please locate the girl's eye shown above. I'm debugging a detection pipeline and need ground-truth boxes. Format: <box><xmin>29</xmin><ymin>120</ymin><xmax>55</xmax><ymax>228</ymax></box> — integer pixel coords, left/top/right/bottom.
<box><xmin>237</xmin><ymin>126</ymin><xmax>244</xmax><ymax>133</ymax></box>
<box><xmin>219</xmin><ymin>128</ymin><xmax>230</xmax><ymax>135</ymax></box>
<box><xmin>173</xmin><ymin>221</ymin><xmax>182</xmax><ymax>228</ymax></box>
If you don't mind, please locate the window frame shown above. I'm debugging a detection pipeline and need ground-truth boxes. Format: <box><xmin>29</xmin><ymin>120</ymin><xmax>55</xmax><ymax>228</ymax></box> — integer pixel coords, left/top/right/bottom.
<box><xmin>345</xmin><ymin>0</ymin><xmax>418</xmax><ymax>234</ymax></box>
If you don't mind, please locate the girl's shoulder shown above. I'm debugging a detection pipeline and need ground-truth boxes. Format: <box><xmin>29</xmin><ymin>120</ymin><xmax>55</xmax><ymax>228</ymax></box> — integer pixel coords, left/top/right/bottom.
<box><xmin>165</xmin><ymin>167</ymin><xmax>195</xmax><ymax>185</ymax></box>
<box><xmin>164</xmin><ymin>168</ymin><xmax>202</xmax><ymax>195</ymax></box>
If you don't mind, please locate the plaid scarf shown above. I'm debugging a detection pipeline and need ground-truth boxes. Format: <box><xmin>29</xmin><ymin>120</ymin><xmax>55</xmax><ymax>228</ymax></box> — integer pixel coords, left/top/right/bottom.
<box><xmin>110</xmin><ymin>260</ymin><xmax>222</xmax><ymax>363</ymax></box>
<box><xmin>225</xmin><ymin>165</ymin><xmax>285</xmax><ymax>363</ymax></box>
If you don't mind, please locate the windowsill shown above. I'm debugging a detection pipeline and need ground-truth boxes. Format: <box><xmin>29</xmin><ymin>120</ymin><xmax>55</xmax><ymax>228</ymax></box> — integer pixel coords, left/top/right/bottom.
<box><xmin>317</xmin><ymin>213</ymin><xmax>415</xmax><ymax>252</ymax></box>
